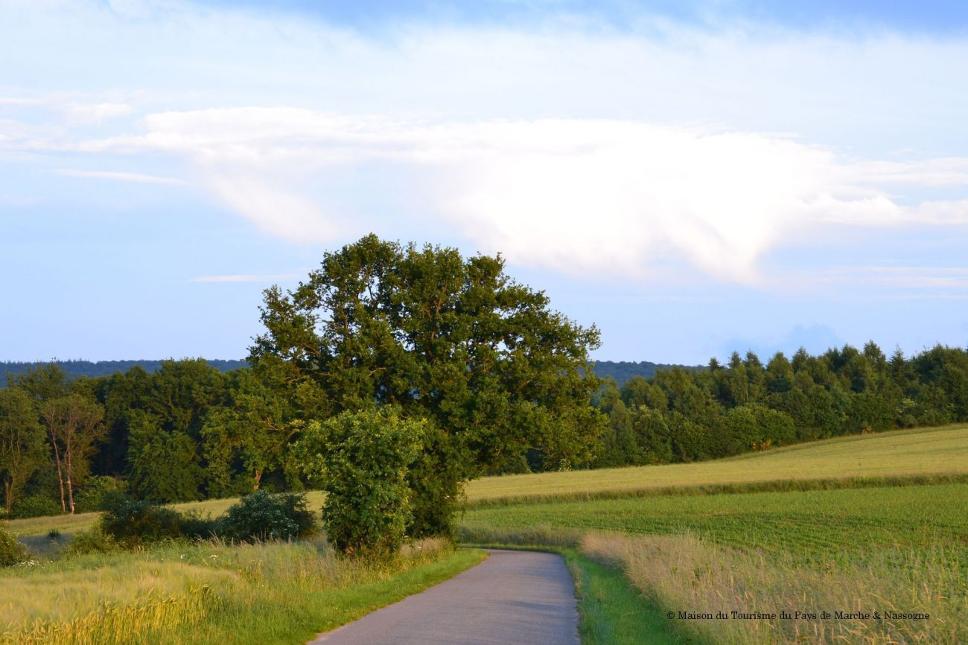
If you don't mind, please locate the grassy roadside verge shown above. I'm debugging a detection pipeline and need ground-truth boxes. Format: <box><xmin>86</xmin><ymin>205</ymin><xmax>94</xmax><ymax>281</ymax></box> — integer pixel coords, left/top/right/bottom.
<box><xmin>461</xmin><ymin>534</ymin><xmax>694</xmax><ymax>645</ymax></box>
<box><xmin>1</xmin><ymin>538</ymin><xmax>486</xmax><ymax>644</ymax></box>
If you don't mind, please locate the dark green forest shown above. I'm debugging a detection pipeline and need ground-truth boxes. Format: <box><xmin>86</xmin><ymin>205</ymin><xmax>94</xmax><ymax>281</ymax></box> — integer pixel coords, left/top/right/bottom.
<box><xmin>2</xmin><ymin>236</ymin><xmax>967</xmax><ymax>519</ymax></box>
<box><xmin>1</xmin><ymin>359</ymin><xmax>683</xmax><ymax>387</ymax></box>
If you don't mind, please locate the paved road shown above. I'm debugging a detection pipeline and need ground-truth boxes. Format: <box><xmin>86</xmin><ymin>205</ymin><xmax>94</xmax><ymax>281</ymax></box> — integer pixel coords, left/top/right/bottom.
<box><xmin>311</xmin><ymin>550</ymin><xmax>579</xmax><ymax>645</ymax></box>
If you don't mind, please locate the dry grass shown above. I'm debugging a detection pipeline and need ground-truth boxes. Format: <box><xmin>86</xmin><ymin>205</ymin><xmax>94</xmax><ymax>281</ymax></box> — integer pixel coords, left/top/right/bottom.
<box><xmin>0</xmin><ymin>536</ymin><xmax>482</xmax><ymax>644</ymax></box>
<box><xmin>581</xmin><ymin>532</ymin><xmax>965</xmax><ymax>644</ymax></box>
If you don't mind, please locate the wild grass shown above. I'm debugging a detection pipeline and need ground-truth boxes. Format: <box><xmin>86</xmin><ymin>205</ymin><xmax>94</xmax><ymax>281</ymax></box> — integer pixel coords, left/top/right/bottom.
<box><xmin>0</xmin><ymin>536</ymin><xmax>485</xmax><ymax>644</ymax></box>
<box><xmin>580</xmin><ymin>532</ymin><xmax>965</xmax><ymax>644</ymax></box>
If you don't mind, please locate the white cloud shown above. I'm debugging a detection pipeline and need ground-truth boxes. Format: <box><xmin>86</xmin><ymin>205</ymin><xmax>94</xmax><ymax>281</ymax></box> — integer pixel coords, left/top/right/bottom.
<box><xmin>56</xmin><ymin>168</ymin><xmax>184</xmax><ymax>185</ymax></box>
<box><xmin>69</xmin><ymin>109</ymin><xmax>967</xmax><ymax>283</ymax></box>
<box><xmin>2</xmin><ymin>1</ymin><xmax>968</xmax><ymax>284</ymax></box>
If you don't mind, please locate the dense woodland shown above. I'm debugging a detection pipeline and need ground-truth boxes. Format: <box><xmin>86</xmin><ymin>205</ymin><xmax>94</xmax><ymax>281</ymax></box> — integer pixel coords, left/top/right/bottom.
<box><xmin>1</xmin><ymin>359</ymin><xmax>684</xmax><ymax>388</ymax></box>
<box><xmin>2</xmin><ymin>236</ymin><xmax>967</xmax><ymax>519</ymax></box>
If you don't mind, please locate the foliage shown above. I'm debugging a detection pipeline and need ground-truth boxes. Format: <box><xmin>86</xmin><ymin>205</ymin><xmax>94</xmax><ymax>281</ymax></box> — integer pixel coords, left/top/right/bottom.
<box><xmin>128</xmin><ymin>414</ymin><xmax>203</xmax><ymax>503</ymax></box>
<box><xmin>293</xmin><ymin>409</ymin><xmax>423</xmax><ymax>558</ymax></box>
<box><xmin>0</xmin><ymin>388</ymin><xmax>47</xmax><ymax>512</ymax></box>
<box><xmin>0</xmin><ymin>526</ymin><xmax>28</xmax><ymax>566</ymax></box>
<box><xmin>252</xmin><ymin>234</ymin><xmax>606</xmax><ymax>478</ymax></box>
<box><xmin>98</xmin><ymin>495</ymin><xmax>191</xmax><ymax>546</ymax></box>
<box><xmin>9</xmin><ymin>494</ymin><xmax>62</xmax><ymax>519</ymax></box>
<box><xmin>217</xmin><ymin>490</ymin><xmax>317</xmax><ymax>542</ymax></box>
<box><xmin>73</xmin><ymin>475</ymin><xmax>126</xmax><ymax>513</ymax></box>
<box><xmin>64</xmin><ymin>527</ymin><xmax>120</xmax><ymax>556</ymax></box>
<box><xmin>39</xmin><ymin>393</ymin><xmax>106</xmax><ymax>513</ymax></box>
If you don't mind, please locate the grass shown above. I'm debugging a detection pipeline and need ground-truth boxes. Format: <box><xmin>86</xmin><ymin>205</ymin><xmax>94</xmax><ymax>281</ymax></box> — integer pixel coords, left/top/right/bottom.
<box><xmin>465</xmin><ymin>424</ymin><xmax>968</xmax><ymax>506</ymax></box>
<box><xmin>0</xmin><ymin>536</ymin><xmax>485</xmax><ymax>644</ymax></box>
<box><xmin>459</xmin><ymin>425</ymin><xmax>968</xmax><ymax>643</ymax></box>
<box><xmin>567</xmin><ymin>548</ymin><xmax>696</xmax><ymax>645</ymax></box>
<box><xmin>462</xmin><ymin>483</ymin><xmax>968</xmax><ymax>559</ymax></box>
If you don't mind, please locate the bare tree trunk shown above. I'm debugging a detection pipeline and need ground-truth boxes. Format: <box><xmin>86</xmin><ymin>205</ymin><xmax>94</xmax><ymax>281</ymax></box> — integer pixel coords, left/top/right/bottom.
<box><xmin>49</xmin><ymin>429</ymin><xmax>66</xmax><ymax>513</ymax></box>
<box><xmin>65</xmin><ymin>448</ymin><xmax>75</xmax><ymax>514</ymax></box>
<box><xmin>3</xmin><ymin>480</ymin><xmax>12</xmax><ymax>513</ymax></box>
<box><xmin>253</xmin><ymin>468</ymin><xmax>263</xmax><ymax>491</ymax></box>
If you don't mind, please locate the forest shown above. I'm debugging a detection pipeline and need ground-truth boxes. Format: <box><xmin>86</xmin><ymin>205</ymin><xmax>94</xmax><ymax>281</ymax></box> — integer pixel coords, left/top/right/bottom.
<box><xmin>1</xmin><ymin>236</ymin><xmax>967</xmax><ymax>518</ymax></box>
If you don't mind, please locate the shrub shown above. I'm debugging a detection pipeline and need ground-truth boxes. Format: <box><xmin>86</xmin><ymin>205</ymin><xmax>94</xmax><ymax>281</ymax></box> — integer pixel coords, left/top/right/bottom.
<box><xmin>99</xmin><ymin>495</ymin><xmax>186</xmax><ymax>546</ymax></box>
<box><xmin>217</xmin><ymin>490</ymin><xmax>317</xmax><ymax>542</ymax></box>
<box><xmin>292</xmin><ymin>408</ymin><xmax>424</xmax><ymax>559</ymax></box>
<box><xmin>9</xmin><ymin>494</ymin><xmax>61</xmax><ymax>519</ymax></box>
<box><xmin>65</xmin><ymin>527</ymin><xmax>119</xmax><ymax>556</ymax></box>
<box><xmin>0</xmin><ymin>526</ymin><xmax>28</xmax><ymax>566</ymax></box>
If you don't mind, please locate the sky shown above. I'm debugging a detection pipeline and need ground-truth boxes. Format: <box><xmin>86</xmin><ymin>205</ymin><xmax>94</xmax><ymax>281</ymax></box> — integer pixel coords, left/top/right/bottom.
<box><xmin>1</xmin><ymin>1</ymin><xmax>967</xmax><ymax>364</ymax></box>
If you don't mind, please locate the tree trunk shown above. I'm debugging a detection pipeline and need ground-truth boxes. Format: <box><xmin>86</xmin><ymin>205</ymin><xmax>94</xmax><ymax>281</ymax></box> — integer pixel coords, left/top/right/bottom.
<box><xmin>49</xmin><ymin>430</ymin><xmax>66</xmax><ymax>513</ymax></box>
<box><xmin>253</xmin><ymin>468</ymin><xmax>263</xmax><ymax>491</ymax></box>
<box><xmin>65</xmin><ymin>449</ymin><xmax>75</xmax><ymax>514</ymax></box>
<box><xmin>3</xmin><ymin>480</ymin><xmax>12</xmax><ymax>513</ymax></box>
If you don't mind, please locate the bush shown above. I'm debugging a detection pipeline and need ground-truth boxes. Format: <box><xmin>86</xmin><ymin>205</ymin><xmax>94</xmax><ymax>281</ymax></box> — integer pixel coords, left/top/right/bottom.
<box><xmin>65</xmin><ymin>528</ymin><xmax>119</xmax><ymax>556</ymax></box>
<box><xmin>217</xmin><ymin>490</ymin><xmax>317</xmax><ymax>542</ymax></box>
<box><xmin>99</xmin><ymin>495</ymin><xmax>187</xmax><ymax>546</ymax></box>
<box><xmin>292</xmin><ymin>408</ymin><xmax>424</xmax><ymax>559</ymax></box>
<box><xmin>0</xmin><ymin>527</ymin><xmax>28</xmax><ymax>566</ymax></box>
<box><xmin>9</xmin><ymin>494</ymin><xmax>61</xmax><ymax>519</ymax></box>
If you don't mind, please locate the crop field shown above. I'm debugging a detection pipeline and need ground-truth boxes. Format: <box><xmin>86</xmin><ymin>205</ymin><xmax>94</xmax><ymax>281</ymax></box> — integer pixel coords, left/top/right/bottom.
<box><xmin>462</xmin><ymin>482</ymin><xmax>968</xmax><ymax>560</ymax></box>
<box><xmin>460</xmin><ymin>426</ymin><xmax>968</xmax><ymax>643</ymax></box>
<box><xmin>465</xmin><ymin>424</ymin><xmax>968</xmax><ymax>505</ymax></box>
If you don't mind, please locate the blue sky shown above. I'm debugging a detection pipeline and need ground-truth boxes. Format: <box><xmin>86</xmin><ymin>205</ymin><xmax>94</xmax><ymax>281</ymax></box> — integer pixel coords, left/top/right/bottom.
<box><xmin>1</xmin><ymin>1</ymin><xmax>967</xmax><ymax>364</ymax></box>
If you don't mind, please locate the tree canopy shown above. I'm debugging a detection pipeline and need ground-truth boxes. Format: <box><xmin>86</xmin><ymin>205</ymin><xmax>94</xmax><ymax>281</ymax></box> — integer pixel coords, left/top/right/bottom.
<box><xmin>250</xmin><ymin>234</ymin><xmax>606</xmax><ymax>475</ymax></box>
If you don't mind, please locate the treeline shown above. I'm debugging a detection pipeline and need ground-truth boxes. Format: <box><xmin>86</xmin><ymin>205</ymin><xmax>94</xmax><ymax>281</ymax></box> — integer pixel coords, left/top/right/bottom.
<box><xmin>590</xmin><ymin>360</ymin><xmax>701</xmax><ymax>386</ymax></box>
<box><xmin>0</xmin><ymin>359</ymin><xmax>246</xmax><ymax>384</ymax></box>
<box><xmin>3</xmin><ymin>343</ymin><xmax>967</xmax><ymax>518</ymax></box>
<box><xmin>3</xmin><ymin>359</ymin><xmax>676</xmax><ymax>388</ymax></box>
<box><xmin>593</xmin><ymin>343</ymin><xmax>968</xmax><ymax>467</ymax></box>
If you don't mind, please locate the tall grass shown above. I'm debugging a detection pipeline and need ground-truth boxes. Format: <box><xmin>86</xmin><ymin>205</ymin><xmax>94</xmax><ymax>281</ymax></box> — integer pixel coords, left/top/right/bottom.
<box><xmin>581</xmin><ymin>532</ymin><xmax>965</xmax><ymax>644</ymax></box>
<box><xmin>0</xmin><ymin>537</ymin><xmax>484</xmax><ymax>644</ymax></box>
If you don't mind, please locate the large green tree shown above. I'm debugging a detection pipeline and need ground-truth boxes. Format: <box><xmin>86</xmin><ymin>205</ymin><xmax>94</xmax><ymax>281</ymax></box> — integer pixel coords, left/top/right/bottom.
<box><xmin>40</xmin><ymin>394</ymin><xmax>105</xmax><ymax>513</ymax></box>
<box><xmin>252</xmin><ymin>235</ymin><xmax>605</xmax><ymax>478</ymax></box>
<box><xmin>0</xmin><ymin>388</ymin><xmax>48</xmax><ymax>512</ymax></box>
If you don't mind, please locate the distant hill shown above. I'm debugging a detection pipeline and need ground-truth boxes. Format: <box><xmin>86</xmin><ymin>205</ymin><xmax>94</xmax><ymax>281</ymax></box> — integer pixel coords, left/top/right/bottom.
<box><xmin>590</xmin><ymin>360</ymin><xmax>703</xmax><ymax>385</ymax></box>
<box><xmin>2</xmin><ymin>358</ymin><xmax>697</xmax><ymax>387</ymax></box>
<box><xmin>0</xmin><ymin>359</ymin><xmax>248</xmax><ymax>385</ymax></box>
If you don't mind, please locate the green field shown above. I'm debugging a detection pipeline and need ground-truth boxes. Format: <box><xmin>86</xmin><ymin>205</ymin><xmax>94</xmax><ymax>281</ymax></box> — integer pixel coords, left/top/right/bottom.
<box><xmin>466</xmin><ymin>424</ymin><xmax>968</xmax><ymax>505</ymax></box>
<box><xmin>462</xmin><ymin>425</ymin><xmax>968</xmax><ymax>643</ymax></box>
<box><xmin>463</xmin><ymin>483</ymin><xmax>968</xmax><ymax>559</ymax></box>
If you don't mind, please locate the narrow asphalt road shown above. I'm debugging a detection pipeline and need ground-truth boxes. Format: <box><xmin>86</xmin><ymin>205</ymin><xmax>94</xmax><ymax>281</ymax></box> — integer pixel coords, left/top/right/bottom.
<box><xmin>310</xmin><ymin>549</ymin><xmax>579</xmax><ymax>645</ymax></box>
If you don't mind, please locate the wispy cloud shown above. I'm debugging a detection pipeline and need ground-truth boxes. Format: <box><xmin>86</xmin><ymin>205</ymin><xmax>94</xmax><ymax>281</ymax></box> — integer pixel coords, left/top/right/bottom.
<box><xmin>55</xmin><ymin>168</ymin><xmax>186</xmax><ymax>186</ymax></box>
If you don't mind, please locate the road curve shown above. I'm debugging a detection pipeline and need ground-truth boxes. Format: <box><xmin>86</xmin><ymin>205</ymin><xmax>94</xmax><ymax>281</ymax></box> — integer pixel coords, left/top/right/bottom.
<box><xmin>310</xmin><ymin>549</ymin><xmax>579</xmax><ymax>645</ymax></box>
